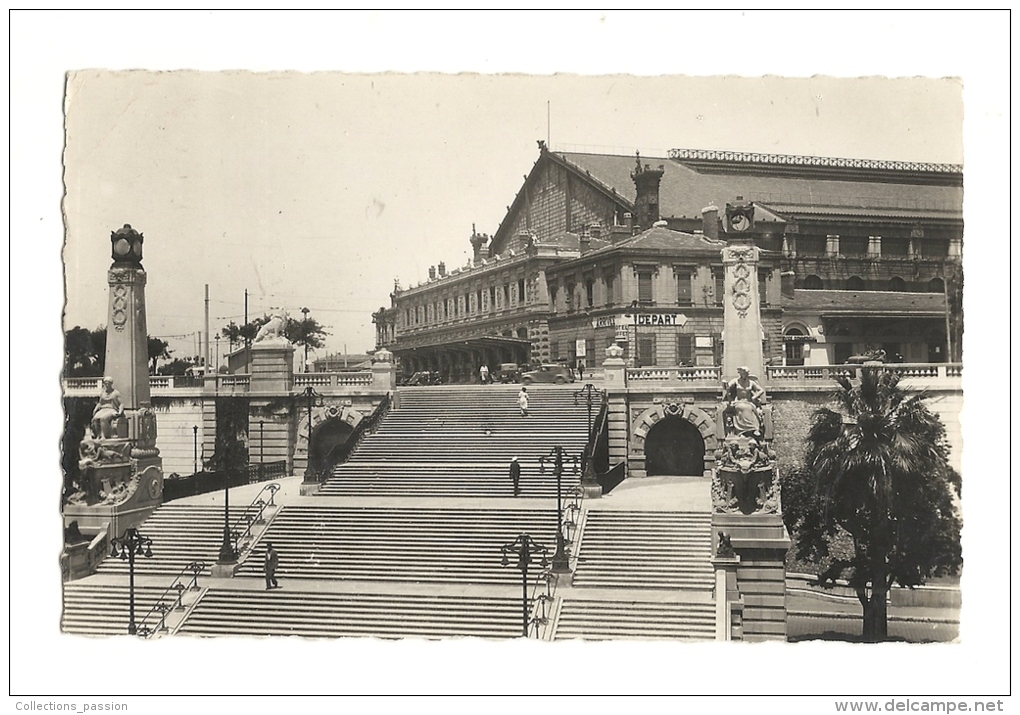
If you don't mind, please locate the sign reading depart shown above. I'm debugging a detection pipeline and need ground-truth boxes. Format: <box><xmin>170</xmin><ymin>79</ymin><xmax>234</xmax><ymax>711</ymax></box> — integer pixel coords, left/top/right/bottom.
<box><xmin>593</xmin><ymin>313</ymin><xmax>688</xmax><ymax>328</ymax></box>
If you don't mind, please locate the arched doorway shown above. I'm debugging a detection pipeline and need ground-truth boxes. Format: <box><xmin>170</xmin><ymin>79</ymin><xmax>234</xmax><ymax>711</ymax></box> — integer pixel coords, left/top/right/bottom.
<box><xmin>309</xmin><ymin>418</ymin><xmax>355</xmax><ymax>476</ymax></box>
<box><xmin>644</xmin><ymin>416</ymin><xmax>706</xmax><ymax>476</ymax></box>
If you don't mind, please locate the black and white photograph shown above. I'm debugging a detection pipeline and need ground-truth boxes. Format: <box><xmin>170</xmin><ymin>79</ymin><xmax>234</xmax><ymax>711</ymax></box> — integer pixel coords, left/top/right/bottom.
<box><xmin>11</xmin><ymin>9</ymin><xmax>1010</xmax><ymax>709</ymax></box>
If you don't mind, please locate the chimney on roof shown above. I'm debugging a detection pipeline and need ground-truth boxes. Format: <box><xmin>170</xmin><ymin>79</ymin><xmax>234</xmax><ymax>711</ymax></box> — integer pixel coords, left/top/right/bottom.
<box><xmin>781</xmin><ymin>271</ymin><xmax>796</xmax><ymax>299</ymax></box>
<box><xmin>438</xmin><ymin>261</ymin><xmax>447</xmax><ymax>277</ymax></box>
<box><xmin>428</xmin><ymin>266</ymin><xmax>437</xmax><ymax>280</ymax></box>
<box><xmin>469</xmin><ymin>224</ymin><xmax>489</xmax><ymax>266</ymax></box>
<box><xmin>579</xmin><ymin>225</ymin><xmax>591</xmax><ymax>254</ymax></box>
<box><xmin>702</xmin><ymin>205</ymin><xmax>720</xmax><ymax>241</ymax></box>
<box><xmin>630</xmin><ymin>151</ymin><xmax>664</xmax><ymax>233</ymax></box>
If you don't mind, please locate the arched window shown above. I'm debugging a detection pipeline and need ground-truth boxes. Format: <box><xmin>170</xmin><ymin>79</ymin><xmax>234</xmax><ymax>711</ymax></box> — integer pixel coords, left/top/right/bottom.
<box><xmin>803</xmin><ymin>275</ymin><xmax>823</xmax><ymax>290</ymax></box>
<box><xmin>784</xmin><ymin>326</ymin><xmax>806</xmax><ymax>367</ymax></box>
<box><xmin>846</xmin><ymin>276</ymin><xmax>866</xmax><ymax>291</ymax></box>
<box><xmin>888</xmin><ymin>276</ymin><xmax>907</xmax><ymax>292</ymax></box>
<box><xmin>928</xmin><ymin>277</ymin><xmax>945</xmax><ymax>293</ymax></box>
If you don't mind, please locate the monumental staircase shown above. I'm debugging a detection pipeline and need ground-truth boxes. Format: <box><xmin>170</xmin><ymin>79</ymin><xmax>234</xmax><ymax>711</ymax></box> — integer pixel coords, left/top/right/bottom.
<box><xmin>319</xmin><ymin>385</ymin><xmax>588</xmax><ymax>498</ymax></box>
<box><xmin>64</xmin><ymin>384</ymin><xmax>719</xmax><ymax>642</ymax></box>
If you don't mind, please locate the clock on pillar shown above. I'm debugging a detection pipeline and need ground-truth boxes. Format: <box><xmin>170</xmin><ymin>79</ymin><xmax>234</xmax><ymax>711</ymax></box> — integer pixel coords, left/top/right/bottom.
<box><xmin>111</xmin><ymin>224</ymin><xmax>144</xmax><ymax>265</ymax></box>
<box><xmin>725</xmin><ymin>199</ymin><xmax>755</xmax><ymax>235</ymax></box>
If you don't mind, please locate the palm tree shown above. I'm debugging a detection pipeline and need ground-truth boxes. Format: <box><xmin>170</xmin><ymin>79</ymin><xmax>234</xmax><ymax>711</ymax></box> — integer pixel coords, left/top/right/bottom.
<box><xmin>789</xmin><ymin>367</ymin><xmax>961</xmax><ymax>641</ymax></box>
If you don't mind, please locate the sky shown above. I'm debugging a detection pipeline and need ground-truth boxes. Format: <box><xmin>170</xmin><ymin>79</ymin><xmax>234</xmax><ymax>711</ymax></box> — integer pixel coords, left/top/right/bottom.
<box><xmin>10</xmin><ymin>9</ymin><xmax>1013</xmax><ymax>704</ymax></box>
<box><xmin>62</xmin><ymin>71</ymin><xmax>963</xmax><ymax>364</ymax></box>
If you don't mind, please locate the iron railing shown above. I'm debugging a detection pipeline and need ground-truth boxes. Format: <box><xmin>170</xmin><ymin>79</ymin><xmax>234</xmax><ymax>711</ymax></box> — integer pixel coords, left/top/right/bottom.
<box><xmin>135</xmin><ymin>561</ymin><xmax>206</xmax><ymax>638</ymax></box>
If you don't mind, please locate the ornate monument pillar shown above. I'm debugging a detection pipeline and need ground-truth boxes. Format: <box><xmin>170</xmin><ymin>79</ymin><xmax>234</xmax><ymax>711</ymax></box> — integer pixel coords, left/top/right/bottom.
<box><xmin>711</xmin><ymin>224</ymin><xmax>789</xmax><ymax>641</ymax></box>
<box><xmin>721</xmin><ymin>244</ymin><xmax>764</xmax><ymax>380</ymax></box>
<box><xmin>64</xmin><ymin>225</ymin><xmax>163</xmax><ymax>543</ymax></box>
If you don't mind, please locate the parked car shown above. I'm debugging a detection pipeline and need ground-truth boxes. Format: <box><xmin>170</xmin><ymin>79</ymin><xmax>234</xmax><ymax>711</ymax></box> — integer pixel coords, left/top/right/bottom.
<box><xmin>521</xmin><ymin>364</ymin><xmax>575</xmax><ymax>385</ymax></box>
<box><xmin>495</xmin><ymin>363</ymin><xmax>522</xmax><ymax>384</ymax></box>
<box><xmin>400</xmin><ymin>371</ymin><xmax>442</xmax><ymax>386</ymax></box>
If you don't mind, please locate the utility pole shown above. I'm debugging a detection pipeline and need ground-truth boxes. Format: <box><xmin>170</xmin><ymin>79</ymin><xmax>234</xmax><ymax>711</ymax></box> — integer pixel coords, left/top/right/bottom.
<box><xmin>204</xmin><ymin>284</ymin><xmax>211</xmax><ymax>371</ymax></box>
<box><xmin>244</xmin><ymin>289</ymin><xmax>249</xmax><ymax>372</ymax></box>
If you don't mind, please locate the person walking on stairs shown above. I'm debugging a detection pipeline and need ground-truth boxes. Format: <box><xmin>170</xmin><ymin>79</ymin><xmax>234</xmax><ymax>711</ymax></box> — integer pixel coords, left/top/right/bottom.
<box><xmin>510</xmin><ymin>457</ymin><xmax>521</xmax><ymax>496</ymax></box>
<box><xmin>264</xmin><ymin>542</ymin><xmax>280</xmax><ymax>590</ymax></box>
<box><xmin>517</xmin><ymin>386</ymin><xmax>529</xmax><ymax>417</ymax></box>
<box><xmin>479</xmin><ymin>364</ymin><xmax>490</xmax><ymax>384</ymax></box>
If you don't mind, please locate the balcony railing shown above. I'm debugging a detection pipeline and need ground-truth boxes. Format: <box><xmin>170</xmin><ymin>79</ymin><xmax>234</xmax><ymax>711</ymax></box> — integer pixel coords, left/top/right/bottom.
<box><xmin>293</xmin><ymin>372</ymin><xmax>373</xmax><ymax>388</ymax></box>
<box><xmin>766</xmin><ymin>363</ymin><xmax>963</xmax><ymax>382</ymax></box>
<box><xmin>626</xmin><ymin>366</ymin><xmax>722</xmax><ymax>383</ymax></box>
<box><xmin>63</xmin><ymin>370</ymin><xmax>380</xmax><ymax>398</ymax></box>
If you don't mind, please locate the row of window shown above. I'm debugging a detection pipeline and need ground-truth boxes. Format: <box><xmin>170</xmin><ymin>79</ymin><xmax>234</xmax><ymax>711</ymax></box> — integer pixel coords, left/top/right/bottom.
<box><xmin>793</xmin><ymin>236</ymin><xmax>950</xmax><ymax>258</ymax></box>
<box><xmin>554</xmin><ymin>267</ymin><xmax>772</xmax><ymax>312</ymax></box>
<box><xmin>548</xmin><ymin>334</ymin><xmax>717</xmax><ymax>368</ymax></box>
<box><xmin>401</xmin><ymin>277</ymin><xmax>528</xmax><ymax>328</ymax></box>
<box><xmin>801</xmin><ymin>275</ymin><xmax>946</xmax><ymax>292</ymax></box>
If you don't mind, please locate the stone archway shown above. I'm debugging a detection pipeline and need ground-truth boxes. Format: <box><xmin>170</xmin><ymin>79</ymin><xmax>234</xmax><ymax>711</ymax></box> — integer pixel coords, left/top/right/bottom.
<box><xmin>631</xmin><ymin>401</ymin><xmax>718</xmax><ymax>477</ymax></box>
<box><xmin>298</xmin><ymin>403</ymin><xmax>363</xmax><ymax>475</ymax></box>
<box><xmin>644</xmin><ymin>416</ymin><xmax>705</xmax><ymax>476</ymax></box>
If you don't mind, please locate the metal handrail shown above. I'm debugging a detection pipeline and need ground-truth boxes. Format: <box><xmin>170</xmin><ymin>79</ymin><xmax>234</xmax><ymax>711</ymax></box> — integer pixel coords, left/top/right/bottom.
<box><xmin>229</xmin><ymin>483</ymin><xmax>281</xmax><ymax>553</ymax></box>
<box><xmin>135</xmin><ymin>561</ymin><xmax>206</xmax><ymax>638</ymax></box>
<box><xmin>320</xmin><ymin>392</ymin><xmax>393</xmax><ymax>481</ymax></box>
<box><xmin>528</xmin><ymin>569</ymin><xmax>556</xmax><ymax>638</ymax></box>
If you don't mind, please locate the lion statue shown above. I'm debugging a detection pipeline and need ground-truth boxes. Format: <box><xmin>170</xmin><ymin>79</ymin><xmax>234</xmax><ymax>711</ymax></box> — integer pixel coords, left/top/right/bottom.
<box><xmin>254</xmin><ymin>308</ymin><xmax>288</xmax><ymax>343</ymax></box>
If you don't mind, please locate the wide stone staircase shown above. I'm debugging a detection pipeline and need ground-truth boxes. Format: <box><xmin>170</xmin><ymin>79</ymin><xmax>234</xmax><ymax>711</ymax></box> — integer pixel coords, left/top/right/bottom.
<box><xmin>177</xmin><ymin>591</ymin><xmax>528</xmax><ymax>639</ymax></box>
<box><xmin>318</xmin><ymin>385</ymin><xmax>589</xmax><ymax>498</ymax></box>
<box><xmin>547</xmin><ymin>509</ymin><xmax>716</xmax><ymax>640</ymax></box>
<box><xmin>66</xmin><ymin>385</ymin><xmax>719</xmax><ymax>642</ymax></box>
<box><xmin>62</xmin><ymin>582</ymin><xmax>190</xmax><ymax>636</ymax></box>
<box><xmin>233</xmin><ymin>506</ymin><xmax>560</xmax><ymax>585</ymax></box>
<box><xmin>95</xmin><ymin>505</ymin><xmax>227</xmax><ymax>576</ymax></box>
<box><xmin>571</xmin><ymin>511</ymin><xmax>714</xmax><ymax>591</ymax></box>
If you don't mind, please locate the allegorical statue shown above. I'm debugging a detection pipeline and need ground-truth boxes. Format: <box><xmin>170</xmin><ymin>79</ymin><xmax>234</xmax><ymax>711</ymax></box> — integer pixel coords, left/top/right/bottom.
<box><xmin>90</xmin><ymin>376</ymin><xmax>123</xmax><ymax>439</ymax></box>
<box><xmin>722</xmin><ymin>366</ymin><xmax>765</xmax><ymax>438</ymax></box>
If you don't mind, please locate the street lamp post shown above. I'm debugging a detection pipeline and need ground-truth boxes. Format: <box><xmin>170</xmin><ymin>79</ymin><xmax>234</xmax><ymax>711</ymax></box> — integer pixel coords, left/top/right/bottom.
<box><xmin>301</xmin><ymin>307</ymin><xmax>310</xmax><ymax>373</ymax></box>
<box><xmin>574</xmin><ymin>383</ymin><xmax>603</xmax><ymax>438</ymax></box>
<box><xmin>192</xmin><ymin>425</ymin><xmax>198</xmax><ymax>474</ymax></box>
<box><xmin>500</xmin><ymin>533</ymin><xmax>549</xmax><ymax>637</ymax></box>
<box><xmin>259</xmin><ymin>420</ymin><xmax>265</xmax><ymax>465</ymax></box>
<box><xmin>539</xmin><ymin>446</ymin><xmax>580</xmax><ymax>574</ymax></box>
<box><xmin>301</xmin><ymin>386</ymin><xmax>323</xmax><ymax>480</ymax></box>
<box><xmin>627</xmin><ymin>299</ymin><xmax>641</xmax><ymax>368</ymax></box>
<box><xmin>110</xmin><ymin>528</ymin><xmax>153</xmax><ymax>635</ymax></box>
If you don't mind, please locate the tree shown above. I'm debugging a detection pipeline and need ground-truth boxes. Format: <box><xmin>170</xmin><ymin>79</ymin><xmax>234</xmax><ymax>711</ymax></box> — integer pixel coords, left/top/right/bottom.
<box><xmin>147</xmin><ymin>337</ymin><xmax>172</xmax><ymax>374</ymax></box>
<box><xmin>285</xmin><ymin>315</ymin><xmax>329</xmax><ymax>351</ymax></box>
<box><xmin>783</xmin><ymin>368</ymin><xmax>962</xmax><ymax>641</ymax></box>
<box><xmin>157</xmin><ymin>357</ymin><xmax>200</xmax><ymax>376</ymax></box>
<box><xmin>220</xmin><ymin>317</ymin><xmax>267</xmax><ymax>349</ymax></box>
<box><xmin>63</xmin><ymin>326</ymin><xmax>106</xmax><ymax>377</ymax></box>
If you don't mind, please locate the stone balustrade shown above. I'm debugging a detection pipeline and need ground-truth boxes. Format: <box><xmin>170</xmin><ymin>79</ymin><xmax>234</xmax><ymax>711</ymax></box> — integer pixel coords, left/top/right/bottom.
<box><xmin>626</xmin><ymin>366</ymin><xmax>723</xmax><ymax>383</ymax></box>
<box><xmin>766</xmin><ymin>363</ymin><xmax>963</xmax><ymax>383</ymax></box>
<box><xmin>293</xmin><ymin>372</ymin><xmax>374</xmax><ymax>388</ymax></box>
<box><xmin>63</xmin><ymin>371</ymin><xmax>375</xmax><ymax>397</ymax></box>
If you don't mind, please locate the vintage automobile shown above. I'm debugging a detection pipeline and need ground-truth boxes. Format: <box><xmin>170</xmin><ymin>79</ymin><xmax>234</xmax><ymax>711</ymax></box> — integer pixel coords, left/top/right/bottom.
<box><xmin>521</xmin><ymin>364</ymin><xmax>575</xmax><ymax>385</ymax></box>
<box><xmin>494</xmin><ymin>363</ymin><xmax>522</xmax><ymax>384</ymax></box>
<box><xmin>400</xmin><ymin>371</ymin><xmax>442</xmax><ymax>386</ymax></box>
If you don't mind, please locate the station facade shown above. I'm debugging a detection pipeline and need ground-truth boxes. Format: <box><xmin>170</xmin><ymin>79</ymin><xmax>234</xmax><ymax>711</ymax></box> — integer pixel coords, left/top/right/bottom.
<box><xmin>373</xmin><ymin>144</ymin><xmax>963</xmax><ymax>380</ymax></box>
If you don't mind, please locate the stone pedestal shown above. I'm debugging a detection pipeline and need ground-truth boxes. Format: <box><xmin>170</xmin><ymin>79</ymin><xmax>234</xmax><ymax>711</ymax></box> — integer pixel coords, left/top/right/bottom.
<box><xmin>371</xmin><ymin>348</ymin><xmax>396</xmax><ymax>390</ymax></box>
<box><xmin>250</xmin><ymin>341</ymin><xmax>295</xmax><ymax>393</ymax></box>
<box><xmin>711</xmin><ymin>513</ymin><xmax>790</xmax><ymax>642</ymax></box>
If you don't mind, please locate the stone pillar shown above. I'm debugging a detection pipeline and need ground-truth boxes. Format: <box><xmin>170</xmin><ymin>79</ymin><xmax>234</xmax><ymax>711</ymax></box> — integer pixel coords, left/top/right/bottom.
<box><xmin>721</xmin><ymin>245</ymin><xmax>764</xmax><ymax>380</ymax></box>
<box><xmin>712</xmin><ymin>551</ymin><xmax>742</xmax><ymax>641</ymax></box>
<box><xmin>711</xmin><ymin>514</ymin><xmax>790</xmax><ymax>642</ymax></box>
<box><xmin>250</xmin><ymin>341</ymin><xmax>295</xmax><ymax>394</ymax></box>
<box><xmin>602</xmin><ymin>342</ymin><xmax>626</xmax><ymax>387</ymax></box>
<box><xmin>868</xmin><ymin>235</ymin><xmax>882</xmax><ymax>258</ymax></box>
<box><xmin>825</xmin><ymin>234</ymin><xmax>839</xmax><ymax>257</ymax></box>
<box><xmin>372</xmin><ymin>348</ymin><xmax>396</xmax><ymax>390</ymax></box>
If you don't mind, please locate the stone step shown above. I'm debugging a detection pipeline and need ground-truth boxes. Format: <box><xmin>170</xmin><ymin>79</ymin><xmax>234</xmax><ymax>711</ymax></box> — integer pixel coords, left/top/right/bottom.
<box><xmin>62</xmin><ymin>583</ymin><xmax>190</xmax><ymax>637</ymax></box>
<box><xmin>179</xmin><ymin>590</ymin><xmax>532</xmax><ymax>639</ymax></box>
<box><xmin>233</xmin><ymin>506</ymin><xmax>561</xmax><ymax>585</ymax></box>
<box><xmin>553</xmin><ymin>600</ymin><xmax>716</xmax><ymax>641</ymax></box>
